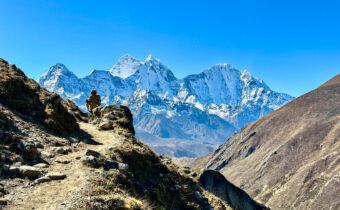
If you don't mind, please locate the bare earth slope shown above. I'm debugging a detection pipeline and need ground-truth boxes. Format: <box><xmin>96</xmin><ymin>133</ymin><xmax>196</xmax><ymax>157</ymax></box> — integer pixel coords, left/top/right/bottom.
<box><xmin>4</xmin><ymin>122</ymin><xmax>124</xmax><ymax>210</ymax></box>
<box><xmin>181</xmin><ymin>75</ymin><xmax>340</xmax><ymax>209</ymax></box>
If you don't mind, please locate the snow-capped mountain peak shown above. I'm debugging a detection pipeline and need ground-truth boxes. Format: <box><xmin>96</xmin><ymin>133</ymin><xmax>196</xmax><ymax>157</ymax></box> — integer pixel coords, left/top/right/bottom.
<box><xmin>41</xmin><ymin>63</ymin><xmax>72</xmax><ymax>76</ymax></box>
<box><xmin>110</xmin><ymin>54</ymin><xmax>142</xmax><ymax>79</ymax></box>
<box><xmin>38</xmin><ymin>63</ymin><xmax>79</xmax><ymax>94</ymax></box>
<box><xmin>145</xmin><ymin>54</ymin><xmax>157</xmax><ymax>62</ymax></box>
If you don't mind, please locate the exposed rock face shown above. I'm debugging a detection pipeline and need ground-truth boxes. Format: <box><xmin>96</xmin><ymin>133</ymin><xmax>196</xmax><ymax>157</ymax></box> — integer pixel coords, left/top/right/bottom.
<box><xmin>0</xmin><ymin>58</ymin><xmax>79</xmax><ymax>135</ymax></box>
<box><xmin>91</xmin><ymin>105</ymin><xmax>135</xmax><ymax>135</ymax></box>
<box><xmin>184</xmin><ymin>74</ymin><xmax>340</xmax><ymax>209</ymax></box>
<box><xmin>97</xmin><ymin>120</ymin><xmax>112</xmax><ymax>130</ymax></box>
<box><xmin>60</xmin><ymin>99</ymin><xmax>89</xmax><ymax>122</ymax></box>
<box><xmin>19</xmin><ymin>165</ymin><xmax>43</xmax><ymax>179</ymax></box>
<box><xmin>199</xmin><ymin>170</ymin><xmax>269</xmax><ymax>210</ymax></box>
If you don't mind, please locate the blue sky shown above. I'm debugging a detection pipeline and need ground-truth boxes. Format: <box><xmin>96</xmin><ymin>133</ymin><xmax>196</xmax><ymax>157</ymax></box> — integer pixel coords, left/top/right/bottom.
<box><xmin>0</xmin><ymin>0</ymin><xmax>339</xmax><ymax>97</ymax></box>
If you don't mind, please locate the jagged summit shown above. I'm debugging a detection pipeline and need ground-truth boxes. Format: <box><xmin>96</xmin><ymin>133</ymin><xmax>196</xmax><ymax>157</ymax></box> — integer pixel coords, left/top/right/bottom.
<box><xmin>110</xmin><ymin>54</ymin><xmax>142</xmax><ymax>79</ymax></box>
<box><xmin>38</xmin><ymin>63</ymin><xmax>80</xmax><ymax>95</ymax></box>
<box><xmin>88</xmin><ymin>69</ymin><xmax>110</xmax><ymax>76</ymax></box>
<box><xmin>145</xmin><ymin>54</ymin><xmax>158</xmax><ymax>62</ymax></box>
<box><xmin>40</xmin><ymin>63</ymin><xmax>73</xmax><ymax>77</ymax></box>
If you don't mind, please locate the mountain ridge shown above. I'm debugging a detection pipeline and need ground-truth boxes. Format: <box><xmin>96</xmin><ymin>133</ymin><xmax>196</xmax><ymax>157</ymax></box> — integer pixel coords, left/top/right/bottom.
<box><xmin>38</xmin><ymin>54</ymin><xmax>294</xmax><ymax>157</ymax></box>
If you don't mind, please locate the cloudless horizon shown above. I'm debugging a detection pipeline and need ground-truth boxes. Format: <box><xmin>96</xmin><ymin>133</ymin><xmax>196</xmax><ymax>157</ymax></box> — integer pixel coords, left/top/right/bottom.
<box><xmin>1</xmin><ymin>0</ymin><xmax>340</xmax><ymax>97</ymax></box>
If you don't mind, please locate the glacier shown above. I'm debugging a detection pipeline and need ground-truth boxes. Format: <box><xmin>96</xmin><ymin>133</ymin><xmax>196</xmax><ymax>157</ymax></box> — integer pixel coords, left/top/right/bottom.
<box><xmin>38</xmin><ymin>54</ymin><xmax>294</xmax><ymax>157</ymax></box>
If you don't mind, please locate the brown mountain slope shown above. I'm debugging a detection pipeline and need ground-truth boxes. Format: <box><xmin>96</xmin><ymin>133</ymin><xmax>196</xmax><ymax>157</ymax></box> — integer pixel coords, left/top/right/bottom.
<box><xmin>320</xmin><ymin>74</ymin><xmax>340</xmax><ymax>88</ymax></box>
<box><xmin>0</xmin><ymin>58</ymin><xmax>79</xmax><ymax>135</ymax></box>
<box><xmin>180</xmin><ymin>76</ymin><xmax>340</xmax><ymax>209</ymax></box>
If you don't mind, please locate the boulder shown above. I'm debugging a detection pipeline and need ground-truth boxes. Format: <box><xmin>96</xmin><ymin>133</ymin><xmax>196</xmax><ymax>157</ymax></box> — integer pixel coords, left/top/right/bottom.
<box><xmin>107</xmin><ymin>146</ymin><xmax>116</xmax><ymax>151</ymax></box>
<box><xmin>91</xmin><ymin>105</ymin><xmax>135</xmax><ymax>135</ymax></box>
<box><xmin>103</xmin><ymin>112</ymin><xmax>117</xmax><ymax>120</ymax></box>
<box><xmin>190</xmin><ymin>171</ymin><xmax>197</xmax><ymax>177</ymax></box>
<box><xmin>45</xmin><ymin>172</ymin><xmax>66</xmax><ymax>180</ymax></box>
<box><xmin>97</xmin><ymin>120</ymin><xmax>112</xmax><ymax>130</ymax></box>
<box><xmin>51</xmin><ymin>147</ymin><xmax>71</xmax><ymax>155</ymax></box>
<box><xmin>199</xmin><ymin>170</ymin><xmax>269</xmax><ymax>210</ymax></box>
<box><xmin>35</xmin><ymin>176</ymin><xmax>51</xmax><ymax>184</ymax></box>
<box><xmin>84</xmin><ymin>149</ymin><xmax>101</xmax><ymax>158</ymax></box>
<box><xmin>102</xmin><ymin>160</ymin><xmax>128</xmax><ymax>170</ymax></box>
<box><xmin>104</xmin><ymin>160</ymin><xmax>119</xmax><ymax>169</ymax></box>
<box><xmin>0</xmin><ymin>198</ymin><xmax>7</xmax><ymax>205</ymax></box>
<box><xmin>34</xmin><ymin>163</ymin><xmax>49</xmax><ymax>168</ymax></box>
<box><xmin>118</xmin><ymin>162</ymin><xmax>129</xmax><ymax>170</ymax></box>
<box><xmin>81</xmin><ymin>155</ymin><xmax>101</xmax><ymax>168</ymax></box>
<box><xmin>41</xmin><ymin>151</ymin><xmax>54</xmax><ymax>158</ymax></box>
<box><xmin>55</xmin><ymin>158</ymin><xmax>71</xmax><ymax>164</ymax></box>
<box><xmin>19</xmin><ymin>165</ymin><xmax>42</xmax><ymax>179</ymax></box>
<box><xmin>20</xmin><ymin>141</ymin><xmax>40</xmax><ymax>161</ymax></box>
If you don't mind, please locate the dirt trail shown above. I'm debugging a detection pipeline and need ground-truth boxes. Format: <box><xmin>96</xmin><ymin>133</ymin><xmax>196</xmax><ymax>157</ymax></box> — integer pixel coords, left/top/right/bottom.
<box><xmin>5</xmin><ymin>122</ymin><xmax>123</xmax><ymax>210</ymax></box>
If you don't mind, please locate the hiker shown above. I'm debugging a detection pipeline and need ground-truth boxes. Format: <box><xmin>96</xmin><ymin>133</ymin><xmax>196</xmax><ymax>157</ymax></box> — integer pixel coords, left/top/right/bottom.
<box><xmin>86</xmin><ymin>89</ymin><xmax>101</xmax><ymax>113</ymax></box>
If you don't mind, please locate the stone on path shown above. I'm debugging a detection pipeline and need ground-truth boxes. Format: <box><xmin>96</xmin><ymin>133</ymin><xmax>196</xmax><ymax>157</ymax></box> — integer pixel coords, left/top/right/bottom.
<box><xmin>19</xmin><ymin>165</ymin><xmax>42</xmax><ymax>179</ymax></box>
<box><xmin>97</xmin><ymin>120</ymin><xmax>112</xmax><ymax>130</ymax></box>
<box><xmin>84</xmin><ymin>149</ymin><xmax>101</xmax><ymax>158</ymax></box>
<box><xmin>45</xmin><ymin>172</ymin><xmax>67</xmax><ymax>180</ymax></box>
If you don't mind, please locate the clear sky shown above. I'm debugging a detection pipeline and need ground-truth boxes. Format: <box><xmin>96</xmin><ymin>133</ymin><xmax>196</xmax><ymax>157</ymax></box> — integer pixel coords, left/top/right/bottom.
<box><xmin>0</xmin><ymin>0</ymin><xmax>339</xmax><ymax>97</ymax></box>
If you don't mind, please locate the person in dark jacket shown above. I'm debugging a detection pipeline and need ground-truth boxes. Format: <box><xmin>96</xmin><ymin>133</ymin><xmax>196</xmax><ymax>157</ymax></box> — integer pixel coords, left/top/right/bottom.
<box><xmin>86</xmin><ymin>89</ymin><xmax>101</xmax><ymax>113</ymax></box>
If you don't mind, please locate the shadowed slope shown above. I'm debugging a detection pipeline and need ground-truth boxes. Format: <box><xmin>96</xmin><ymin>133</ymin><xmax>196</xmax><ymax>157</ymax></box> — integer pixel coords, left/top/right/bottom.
<box><xmin>183</xmin><ymin>75</ymin><xmax>340</xmax><ymax>209</ymax></box>
<box><xmin>200</xmin><ymin>170</ymin><xmax>269</xmax><ymax>210</ymax></box>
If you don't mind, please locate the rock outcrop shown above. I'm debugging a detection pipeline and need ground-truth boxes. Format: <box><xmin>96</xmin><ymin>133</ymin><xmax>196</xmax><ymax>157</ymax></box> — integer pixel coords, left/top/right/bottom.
<box><xmin>91</xmin><ymin>105</ymin><xmax>135</xmax><ymax>135</ymax></box>
<box><xmin>199</xmin><ymin>170</ymin><xmax>269</xmax><ymax>210</ymax></box>
<box><xmin>61</xmin><ymin>99</ymin><xmax>89</xmax><ymax>122</ymax></box>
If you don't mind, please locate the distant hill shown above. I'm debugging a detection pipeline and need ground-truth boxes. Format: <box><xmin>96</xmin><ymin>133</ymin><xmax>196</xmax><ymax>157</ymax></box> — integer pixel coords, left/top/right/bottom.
<box><xmin>38</xmin><ymin>54</ymin><xmax>293</xmax><ymax>157</ymax></box>
<box><xmin>179</xmin><ymin>74</ymin><xmax>340</xmax><ymax>209</ymax></box>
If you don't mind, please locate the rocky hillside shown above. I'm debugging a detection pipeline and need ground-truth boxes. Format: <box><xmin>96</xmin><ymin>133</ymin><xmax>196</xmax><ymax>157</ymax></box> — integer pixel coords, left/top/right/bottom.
<box><xmin>38</xmin><ymin>54</ymin><xmax>293</xmax><ymax>158</ymax></box>
<box><xmin>0</xmin><ymin>58</ymin><xmax>267</xmax><ymax>209</ymax></box>
<box><xmin>179</xmin><ymin>74</ymin><xmax>340</xmax><ymax>209</ymax></box>
<box><xmin>0</xmin><ymin>58</ymin><xmax>79</xmax><ymax>135</ymax></box>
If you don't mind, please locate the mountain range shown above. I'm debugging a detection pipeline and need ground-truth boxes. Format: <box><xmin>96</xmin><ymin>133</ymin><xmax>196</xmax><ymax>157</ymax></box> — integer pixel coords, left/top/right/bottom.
<box><xmin>38</xmin><ymin>54</ymin><xmax>294</xmax><ymax>157</ymax></box>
